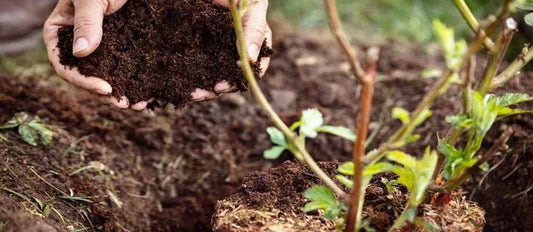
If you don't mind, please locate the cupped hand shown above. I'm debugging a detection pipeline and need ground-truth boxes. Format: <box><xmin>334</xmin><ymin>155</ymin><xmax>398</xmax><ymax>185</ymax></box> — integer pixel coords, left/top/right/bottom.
<box><xmin>44</xmin><ymin>0</ymin><xmax>271</xmax><ymax>111</ymax></box>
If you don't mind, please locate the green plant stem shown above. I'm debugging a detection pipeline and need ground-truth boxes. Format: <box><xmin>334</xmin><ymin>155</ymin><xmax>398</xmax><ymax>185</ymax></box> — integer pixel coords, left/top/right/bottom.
<box><xmin>363</xmin><ymin>70</ymin><xmax>456</xmax><ymax>164</ymax></box>
<box><xmin>478</xmin><ymin>21</ymin><xmax>515</xmax><ymax>96</ymax></box>
<box><xmin>492</xmin><ymin>45</ymin><xmax>533</xmax><ymax>88</ymax></box>
<box><xmin>454</xmin><ymin>0</ymin><xmax>495</xmax><ymax>52</ymax></box>
<box><xmin>229</xmin><ymin>1</ymin><xmax>345</xmax><ymax>197</ymax></box>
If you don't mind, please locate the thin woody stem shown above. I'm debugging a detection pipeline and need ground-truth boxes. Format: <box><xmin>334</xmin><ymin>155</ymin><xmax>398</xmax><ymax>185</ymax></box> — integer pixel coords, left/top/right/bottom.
<box><xmin>492</xmin><ymin>45</ymin><xmax>533</xmax><ymax>88</ymax></box>
<box><xmin>324</xmin><ymin>0</ymin><xmax>366</xmax><ymax>81</ymax></box>
<box><xmin>229</xmin><ymin>0</ymin><xmax>346</xmax><ymax>197</ymax></box>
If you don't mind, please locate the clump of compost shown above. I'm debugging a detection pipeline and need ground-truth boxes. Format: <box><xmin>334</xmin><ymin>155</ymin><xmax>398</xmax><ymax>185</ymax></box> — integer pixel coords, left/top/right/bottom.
<box><xmin>57</xmin><ymin>0</ymin><xmax>272</xmax><ymax>107</ymax></box>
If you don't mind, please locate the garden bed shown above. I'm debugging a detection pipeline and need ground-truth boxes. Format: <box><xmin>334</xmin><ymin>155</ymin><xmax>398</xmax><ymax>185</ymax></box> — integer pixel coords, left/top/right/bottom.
<box><xmin>0</xmin><ymin>27</ymin><xmax>532</xmax><ymax>231</ymax></box>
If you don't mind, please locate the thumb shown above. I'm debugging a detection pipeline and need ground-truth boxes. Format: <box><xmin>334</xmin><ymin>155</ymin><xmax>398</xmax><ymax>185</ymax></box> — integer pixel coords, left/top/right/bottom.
<box><xmin>71</xmin><ymin>0</ymin><xmax>107</xmax><ymax>57</ymax></box>
<box><xmin>243</xmin><ymin>0</ymin><xmax>269</xmax><ymax>62</ymax></box>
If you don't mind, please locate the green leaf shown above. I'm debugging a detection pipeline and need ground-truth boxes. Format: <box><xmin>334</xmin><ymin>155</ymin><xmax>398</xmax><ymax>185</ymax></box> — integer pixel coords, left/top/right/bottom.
<box><xmin>412</xmin><ymin>109</ymin><xmax>432</xmax><ymax>127</ymax></box>
<box><xmin>303</xmin><ymin>201</ymin><xmax>330</xmax><ymax>212</ymax></box>
<box><xmin>392</xmin><ymin>166</ymin><xmax>415</xmax><ymax>191</ymax></box>
<box><xmin>263</xmin><ymin>146</ymin><xmax>286</xmax><ymax>160</ymax></box>
<box><xmin>299</xmin><ymin>108</ymin><xmax>324</xmax><ymax>138</ymax></box>
<box><xmin>518</xmin><ymin>2</ymin><xmax>533</xmax><ymax>11</ymax></box>
<box><xmin>304</xmin><ymin>186</ymin><xmax>337</xmax><ymax>205</ymax></box>
<box><xmin>479</xmin><ymin>162</ymin><xmax>490</xmax><ymax>172</ymax></box>
<box><xmin>438</xmin><ymin>142</ymin><xmax>477</xmax><ymax>179</ymax></box>
<box><xmin>445</xmin><ymin>115</ymin><xmax>474</xmax><ymax>129</ymax></box>
<box><xmin>316</xmin><ymin>126</ymin><xmax>356</xmax><ymax>141</ymax></box>
<box><xmin>386</xmin><ymin>151</ymin><xmax>416</xmax><ymax>169</ymax></box>
<box><xmin>433</xmin><ymin>20</ymin><xmax>467</xmax><ymax>69</ymax></box>
<box><xmin>28</xmin><ymin>120</ymin><xmax>53</xmax><ymax>146</ymax></box>
<box><xmin>392</xmin><ymin>107</ymin><xmax>410</xmax><ymax>125</ymax></box>
<box><xmin>411</xmin><ymin>149</ymin><xmax>438</xmax><ymax>205</ymax></box>
<box><xmin>335</xmin><ymin>175</ymin><xmax>353</xmax><ymax>189</ymax></box>
<box><xmin>266</xmin><ymin>127</ymin><xmax>287</xmax><ymax>146</ymax></box>
<box><xmin>526</xmin><ymin>12</ymin><xmax>533</xmax><ymax>26</ymax></box>
<box><xmin>18</xmin><ymin>125</ymin><xmax>38</xmax><ymax>146</ymax></box>
<box><xmin>338</xmin><ymin>162</ymin><xmax>354</xmax><ymax>176</ymax></box>
<box><xmin>495</xmin><ymin>107</ymin><xmax>532</xmax><ymax>117</ymax></box>
<box><xmin>303</xmin><ymin>185</ymin><xmax>342</xmax><ymax>220</ymax></box>
<box><xmin>492</xmin><ymin>93</ymin><xmax>533</xmax><ymax>107</ymax></box>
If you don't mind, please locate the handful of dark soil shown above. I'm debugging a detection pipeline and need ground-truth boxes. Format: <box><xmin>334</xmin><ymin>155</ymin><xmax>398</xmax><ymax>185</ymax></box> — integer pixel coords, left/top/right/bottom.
<box><xmin>57</xmin><ymin>0</ymin><xmax>271</xmax><ymax>107</ymax></box>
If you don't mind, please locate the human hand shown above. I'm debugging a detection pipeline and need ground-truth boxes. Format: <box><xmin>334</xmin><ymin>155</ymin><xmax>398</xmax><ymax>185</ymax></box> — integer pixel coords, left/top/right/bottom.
<box><xmin>44</xmin><ymin>0</ymin><xmax>271</xmax><ymax>110</ymax></box>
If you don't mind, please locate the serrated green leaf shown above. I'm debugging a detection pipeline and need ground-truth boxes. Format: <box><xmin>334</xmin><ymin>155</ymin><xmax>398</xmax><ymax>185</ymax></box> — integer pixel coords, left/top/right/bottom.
<box><xmin>316</xmin><ymin>126</ymin><xmax>356</xmax><ymax>141</ymax></box>
<box><xmin>266</xmin><ymin>127</ymin><xmax>287</xmax><ymax>146</ymax></box>
<box><xmin>263</xmin><ymin>146</ymin><xmax>286</xmax><ymax>160</ymax></box>
<box><xmin>303</xmin><ymin>185</ymin><xmax>342</xmax><ymax>220</ymax></box>
<box><xmin>493</xmin><ymin>93</ymin><xmax>533</xmax><ymax>107</ymax></box>
<box><xmin>304</xmin><ymin>185</ymin><xmax>337</xmax><ymax>205</ymax></box>
<box><xmin>335</xmin><ymin>175</ymin><xmax>353</xmax><ymax>189</ymax></box>
<box><xmin>392</xmin><ymin>107</ymin><xmax>410</xmax><ymax>125</ymax></box>
<box><xmin>299</xmin><ymin>109</ymin><xmax>324</xmax><ymax>138</ymax></box>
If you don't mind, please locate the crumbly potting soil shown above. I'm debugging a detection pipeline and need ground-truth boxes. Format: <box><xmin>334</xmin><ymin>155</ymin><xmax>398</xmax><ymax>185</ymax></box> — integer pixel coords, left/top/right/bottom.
<box><xmin>57</xmin><ymin>0</ymin><xmax>272</xmax><ymax>107</ymax></box>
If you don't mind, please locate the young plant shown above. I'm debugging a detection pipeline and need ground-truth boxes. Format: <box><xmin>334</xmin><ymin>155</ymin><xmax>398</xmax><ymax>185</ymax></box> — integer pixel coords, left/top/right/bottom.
<box><xmin>264</xmin><ymin>108</ymin><xmax>355</xmax><ymax>160</ymax></box>
<box><xmin>0</xmin><ymin>112</ymin><xmax>54</xmax><ymax>146</ymax></box>
<box><xmin>230</xmin><ymin>0</ymin><xmax>533</xmax><ymax>231</ymax></box>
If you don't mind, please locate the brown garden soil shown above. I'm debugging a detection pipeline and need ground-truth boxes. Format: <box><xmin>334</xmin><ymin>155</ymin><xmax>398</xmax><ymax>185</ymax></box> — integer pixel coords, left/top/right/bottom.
<box><xmin>212</xmin><ymin>161</ymin><xmax>485</xmax><ymax>232</ymax></box>
<box><xmin>1</xmin><ymin>23</ymin><xmax>532</xmax><ymax>231</ymax></box>
<box><xmin>57</xmin><ymin>0</ymin><xmax>271</xmax><ymax>107</ymax></box>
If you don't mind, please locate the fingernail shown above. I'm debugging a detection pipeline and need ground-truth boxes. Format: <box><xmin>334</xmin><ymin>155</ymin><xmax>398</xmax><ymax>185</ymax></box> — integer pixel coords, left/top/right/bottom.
<box><xmin>247</xmin><ymin>44</ymin><xmax>259</xmax><ymax>61</ymax></box>
<box><xmin>73</xmin><ymin>37</ymin><xmax>89</xmax><ymax>53</ymax></box>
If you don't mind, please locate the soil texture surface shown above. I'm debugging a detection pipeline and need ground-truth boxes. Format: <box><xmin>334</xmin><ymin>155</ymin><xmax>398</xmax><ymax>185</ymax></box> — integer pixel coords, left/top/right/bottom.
<box><xmin>57</xmin><ymin>0</ymin><xmax>271</xmax><ymax>107</ymax></box>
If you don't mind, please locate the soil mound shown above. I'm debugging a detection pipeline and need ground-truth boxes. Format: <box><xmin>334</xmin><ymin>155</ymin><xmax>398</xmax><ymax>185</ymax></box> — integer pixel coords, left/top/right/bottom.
<box><xmin>57</xmin><ymin>0</ymin><xmax>271</xmax><ymax>107</ymax></box>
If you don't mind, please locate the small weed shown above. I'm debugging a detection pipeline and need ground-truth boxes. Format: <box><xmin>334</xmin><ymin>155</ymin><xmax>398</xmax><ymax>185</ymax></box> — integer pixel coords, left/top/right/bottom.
<box><xmin>0</xmin><ymin>112</ymin><xmax>54</xmax><ymax>146</ymax></box>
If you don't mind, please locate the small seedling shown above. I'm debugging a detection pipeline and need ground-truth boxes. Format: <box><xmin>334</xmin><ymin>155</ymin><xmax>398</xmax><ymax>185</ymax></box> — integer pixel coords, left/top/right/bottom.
<box><xmin>264</xmin><ymin>108</ymin><xmax>355</xmax><ymax>160</ymax></box>
<box><xmin>0</xmin><ymin>112</ymin><xmax>54</xmax><ymax>146</ymax></box>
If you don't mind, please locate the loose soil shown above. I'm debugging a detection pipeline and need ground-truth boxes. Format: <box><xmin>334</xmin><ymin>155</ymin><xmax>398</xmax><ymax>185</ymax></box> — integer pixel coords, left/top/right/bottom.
<box><xmin>57</xmin><ymin>0</ymin><xmax>272</xmax><ymax>107</ymax></box>
<box><xmin>212</xmin><ymin>161</ymin><xmax>485</xmax><ymax>232</ymax></box>
<box><xmin>1</xmin><ymin>24</ymin><xmax>532</xmax><ymax>231</ymax></box>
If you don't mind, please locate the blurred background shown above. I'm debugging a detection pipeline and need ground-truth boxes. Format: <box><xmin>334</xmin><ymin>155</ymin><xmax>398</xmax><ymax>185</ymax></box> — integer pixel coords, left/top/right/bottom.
<box><xmin>270</xmin><ymin>0</ymin><xmax>501</xmax><ymax>42</ymax></box>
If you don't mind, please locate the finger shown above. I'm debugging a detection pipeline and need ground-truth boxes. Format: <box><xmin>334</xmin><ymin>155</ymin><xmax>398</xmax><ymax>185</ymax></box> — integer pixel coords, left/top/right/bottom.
<box><xmin>191</xmin><ymin>88</ymin><xmax>217</xmax><ymax>102</ymax></box>
<box><xmin>259</xmin><ymin>26</ymin><xmax>272</xmax><ymax>77</ymax></box>
<box><xmin>97</xmin><ymin>95</ymin><xmax>129</xmax><ymax>109</ymax></box>
<box><xmin>243</xmin><ymin>0</ymin><xmax>269</xmax><ymax>62</ymax></box>
<box><xmin>214</xmin><ymin>81</ymin><xmax>238</xmax><ymax>94</ymax></box>
<box><xmin>46</xmin><ymin>37</ymin><xmax>113</xmax><ymax>95</ymax></box>
<box><xmin>131</xmin><ymin>101</ymin><xmax>150</xmax><ymax>111</ymax></box>
<box><xmin>213</xmin><ymin>0</ymin><xmax>229</xmax><ymax>7</ymax></box>
<box><xmin>71</xmin><ymin>0</ymin><xmax>107</xmax><ymax>57</ymax></box>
